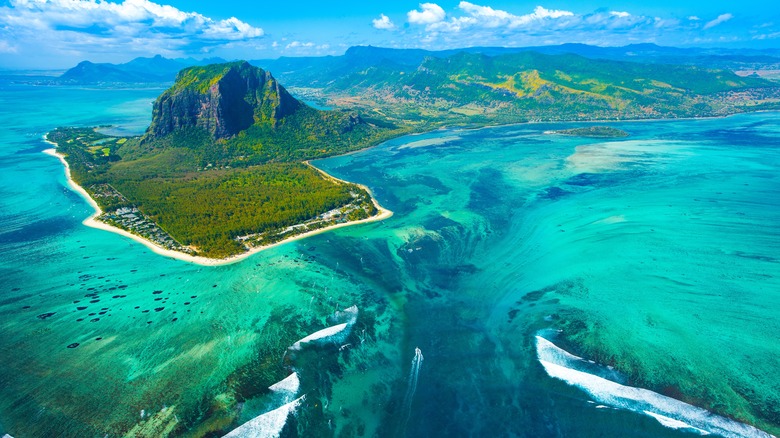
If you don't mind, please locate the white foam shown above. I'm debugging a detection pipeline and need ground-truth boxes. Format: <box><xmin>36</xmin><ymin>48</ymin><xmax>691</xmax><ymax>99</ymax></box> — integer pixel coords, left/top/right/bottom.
<box><xmin>3</xmin><ymin>434</ymin><xmax>15</xmax><ymax>438</ymax></box>
<box><xmin>289</xmin><ymin>323</ymin><xmax>348</xmax><ymax>350</ymax></box>
<box><xmin>269</xmin><ymin>372</ymin><xmax>300</xmax><ymax>395</ymax></box>
<box><xmin>644</xmin><ymin>411</ymin><xmax>710</xmax><ymax>435</ymax></box>
<box><xmin>223</xmin><ymin>395</ymin><xmax>305</xmax><ymax>438</ymax></box>
<box><xmin>536</xmin><ymin>336</ymin><xmax>774</xmax><ymax>438</ymax></box>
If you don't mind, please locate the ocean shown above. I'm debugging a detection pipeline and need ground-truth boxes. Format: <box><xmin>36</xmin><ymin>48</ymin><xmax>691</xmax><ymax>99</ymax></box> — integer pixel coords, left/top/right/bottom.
<box><xmin>0</xmin><ymin>79</ymin><xmax>778</xmax><ymax>437</ymax></box>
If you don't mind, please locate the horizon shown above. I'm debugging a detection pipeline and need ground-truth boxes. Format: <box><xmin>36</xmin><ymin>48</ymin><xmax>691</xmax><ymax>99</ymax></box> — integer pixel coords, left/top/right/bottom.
<box><xmin>1</xmin><ymin>0</ymin><xmax>779</xmax><ymax>69</ymax></box>
<box><xmin>5</xmin><ymin>41</ymin><xmax>780</xmax><ymax>74</ymax></box>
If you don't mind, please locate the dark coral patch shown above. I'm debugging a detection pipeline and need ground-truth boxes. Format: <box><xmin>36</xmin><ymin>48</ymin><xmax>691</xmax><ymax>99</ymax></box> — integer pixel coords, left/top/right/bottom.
<box><xmin>67</xmin><ymin>343</ymin><xmax>79</xmax><ymax>349</ymax></box>
<box><xmin>37</xmin><ymin>312</ymin><xmax>56</xmax><ymax>320</ymax></box>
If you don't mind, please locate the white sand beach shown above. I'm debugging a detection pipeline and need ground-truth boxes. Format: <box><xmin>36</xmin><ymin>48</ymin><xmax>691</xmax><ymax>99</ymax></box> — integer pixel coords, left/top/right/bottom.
<box><xmin>44</xmin><ymin>147</ymin><xmax>392</xmax><ymax>266</ymax></box>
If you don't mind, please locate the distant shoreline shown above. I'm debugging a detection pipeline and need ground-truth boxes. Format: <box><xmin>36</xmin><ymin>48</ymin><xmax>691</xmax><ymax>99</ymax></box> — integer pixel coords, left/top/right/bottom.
<box><xmin>43</xmin><ymin>145</ymin><xmax>393</xmax><ymax>266</ymax></box>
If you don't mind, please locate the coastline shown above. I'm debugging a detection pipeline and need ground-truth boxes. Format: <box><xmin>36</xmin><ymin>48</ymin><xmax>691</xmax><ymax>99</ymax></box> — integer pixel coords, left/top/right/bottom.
<box><xmin>43</xmin><ymin>110</ymin><xmax>769</xmax><ymax>266</ymax></box>
<box><xmin>43</xmin><ymin>145</ymin><xmax>393</xmax><ymax>267</ymax></box>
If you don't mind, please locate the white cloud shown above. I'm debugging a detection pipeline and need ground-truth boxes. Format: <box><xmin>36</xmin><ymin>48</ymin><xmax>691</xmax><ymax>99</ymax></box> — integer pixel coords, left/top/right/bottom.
<box><xmin>410</xmin><ymin>3</ymin><xmax>574</xmax><ymax>33</ymax></box>
<box><xmin>704</xmin><ymin>13</ymin><xmax>733</xmax><ymax>30</ymax></box>
<box><xmin>402</xmin><ymin>4</ymin><xmax>690</xmax><ymax>50</ymax></box>
<box><xmin>0</xmin><ymin>0</ymin><xmax>263</xmax><ymax>65</ymax></box>
<box><xmin>408</xmin><ymin>3</ymin><xmax>446</xmax><ymax>25</ymax></box>
<box><xmin>0</xmin><ymin>40</ymin><xmax>17</xmax><ymax>53</ymax></box>
<box><xmin>286</xmin><ymin>41</ymin><xmax>315</xmax><ymax>49</ymax></box>
<box><xmin>373</xmin><ymin>13</ymin><xmax>396</xmax><ymax>30</ymax></box>
<box><xmin>4</xmin><ymin>0</ymin><xmax>263</xmax><ymax>39</ymax></box>
<box><xmin>459</xmin><ymin>3</ymin><xmax>574</xmax><ymax>28</ymax></box>
<box><xmin>688</xmin><ymin>16</ymin><xmax>700</xmax><ymax>21</ymax></box>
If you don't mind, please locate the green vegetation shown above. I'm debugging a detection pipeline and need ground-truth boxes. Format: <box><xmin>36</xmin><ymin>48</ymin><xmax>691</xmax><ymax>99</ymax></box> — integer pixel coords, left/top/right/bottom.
<box><xmin>49</xmin><ymin>62</ymin><xmax>403</xmax><ymax>258</ymax></box>
<box><xmin>318</xmin><ymin>51</ymin><xmax>780</xmax><ymax>128</ymax></box>
<box><xmin>49</xmin><ymin>125</ymin><xmax>384</xmax><ymax>258</ymax></box>
<box><xmin>49</xmin><ymin>53</ymin><xmax>780</xmax><ymax>258</ymax></box>
<box><xmin>547</xmin><ymin>126</ymin><xmax>629</xmax><ymax>138</ymax></box>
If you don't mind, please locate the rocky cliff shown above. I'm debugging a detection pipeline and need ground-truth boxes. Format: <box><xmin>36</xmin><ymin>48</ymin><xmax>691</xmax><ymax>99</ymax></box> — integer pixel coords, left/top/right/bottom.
<box><xmin>147</xmin><ymin>61</ymin><xmax>301</xmax><ymax>140</ymax></box>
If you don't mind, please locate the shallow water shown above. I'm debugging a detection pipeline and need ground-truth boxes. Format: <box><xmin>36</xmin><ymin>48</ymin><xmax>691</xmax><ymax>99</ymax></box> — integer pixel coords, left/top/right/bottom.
<box><xmin>0</xmin><ymin>80</ymin><xmax>778</xmax><ymax>437</ymax></box>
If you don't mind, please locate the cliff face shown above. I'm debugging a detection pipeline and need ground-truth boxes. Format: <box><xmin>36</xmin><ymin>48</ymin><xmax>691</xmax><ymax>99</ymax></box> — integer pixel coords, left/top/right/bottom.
<box><xmin>148</xmin><ymin>61</ymin><xmax>301</xmax><ymax>140</ymax></box>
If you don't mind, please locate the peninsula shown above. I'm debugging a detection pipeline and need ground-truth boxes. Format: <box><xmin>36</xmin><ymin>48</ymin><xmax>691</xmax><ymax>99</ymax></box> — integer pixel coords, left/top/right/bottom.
<box><xmin>47</xmin><ymin>62</ymin><xmax>401</xmax><ymax>262</ymax></box>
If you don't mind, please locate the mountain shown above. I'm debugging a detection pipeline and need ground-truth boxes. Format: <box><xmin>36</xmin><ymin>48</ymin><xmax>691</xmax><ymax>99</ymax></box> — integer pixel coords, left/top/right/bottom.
<box><xmin>131</xmin><ymin>61</ymin><xmax>390</xmax><ymax>166</ymax></box>
<box><xmin>59</xmin><ymin>55</ymin><xmax>228</xmax><ymax>84</ymax></box>
<box><xmin>252</xmin><ymin>44</ymin><xmax>780</xmax><ymax>89</ymax></box>
<box><xmin>298</xmin><ymin>50</ymin><xmax>780</xmax><ymax>126</ymax></box>
<box><xmin>148</xmin><ymin>61</ymin><xmax>301</xmax><ymax>140</ymax></box>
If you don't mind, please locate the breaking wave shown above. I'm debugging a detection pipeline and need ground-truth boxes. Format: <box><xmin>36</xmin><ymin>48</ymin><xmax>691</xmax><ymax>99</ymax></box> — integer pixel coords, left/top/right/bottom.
<box><xmin>535</xmin><ymin>336</ymin><xmax>774</xmax><ymax>438</ymax></box>
<box><xmin>222</xmin><ymin>395</ymin><xmax>305</xmax><ymax>438</ymax></box>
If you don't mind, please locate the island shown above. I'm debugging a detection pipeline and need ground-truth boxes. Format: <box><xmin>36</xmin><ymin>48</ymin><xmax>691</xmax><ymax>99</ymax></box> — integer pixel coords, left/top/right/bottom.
<box><xmin>46</xmin><ymin>62</ymin><xmax>402</xmax><ymax>263</ymax></box>
<box><xmin>544</xmin><ymin>126</ymin><xmax>630</xmax><ymax>138</ymax></box>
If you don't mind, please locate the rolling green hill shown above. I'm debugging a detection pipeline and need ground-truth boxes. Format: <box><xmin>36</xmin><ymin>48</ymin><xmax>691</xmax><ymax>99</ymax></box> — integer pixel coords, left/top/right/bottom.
<box><xmin>317</xmin><ymin>51</ymin><xmax>780</xmax><ymax>127</ymax></box>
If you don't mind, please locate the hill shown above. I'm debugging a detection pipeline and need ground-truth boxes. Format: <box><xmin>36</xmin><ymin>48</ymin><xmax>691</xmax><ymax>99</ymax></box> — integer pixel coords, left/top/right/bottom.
<box><xmin>313</xmin><ymin>50</ymin><xmax>780</xmax><ymax>127</ymax></box>
<box><xmin>252</xmin><ymin>44</ymin><xmax>780</xmax><ymax>89</ymax></box>
<box><xmin>59</xmin><ymin>55</ymin><xmax>228</xmax><ymax>84</ymax></box>
<box><xmin>48</xmin><ymin>62</ymin><xmax>401</xmax><ymax>258</ymax></box>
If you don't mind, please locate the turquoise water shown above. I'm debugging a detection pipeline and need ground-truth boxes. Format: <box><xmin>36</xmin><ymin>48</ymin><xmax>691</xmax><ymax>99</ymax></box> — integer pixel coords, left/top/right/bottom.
<box><xmin>0</xmin><ymin>79</ymin><xmax>778</xmax><ymax>437</ymax></box>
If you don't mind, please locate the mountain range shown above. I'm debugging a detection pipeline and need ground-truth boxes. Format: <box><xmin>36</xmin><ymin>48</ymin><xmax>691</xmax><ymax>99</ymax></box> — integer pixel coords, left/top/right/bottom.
<box><xmin>58</xmin><ymin>44</ymin><xmax>780</xmax><ymax>85</ymax></box>
<box><xmin>58</xmin><ymin>54</ymin><xmax>227</xmax><ymax>83</ymax></box>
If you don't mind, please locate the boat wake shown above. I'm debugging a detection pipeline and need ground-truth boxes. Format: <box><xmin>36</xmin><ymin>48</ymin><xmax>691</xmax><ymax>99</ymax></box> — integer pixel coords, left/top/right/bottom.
<box><xmin>401</xmin><ymin>347</ymin><xmax>424</xmax><ymax>431</ymax></box>
<box><xmin>535</xmin><ymin>336</ymin><xmax>775</xmax><ymax>438</ymax></box>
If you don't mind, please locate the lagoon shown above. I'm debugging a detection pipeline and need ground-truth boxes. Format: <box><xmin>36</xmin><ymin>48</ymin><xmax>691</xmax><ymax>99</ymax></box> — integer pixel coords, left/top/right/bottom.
<box><xmin>0</xmin><ymin>80</ymin><xmax>778</xmax><ymax>436</ymax></box>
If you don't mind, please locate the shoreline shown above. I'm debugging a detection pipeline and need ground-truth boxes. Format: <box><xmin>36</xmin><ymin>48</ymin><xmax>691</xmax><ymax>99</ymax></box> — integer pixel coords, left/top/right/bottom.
<box><xmin>43</xmin><ymin>109</ymin><xmax>774</xmax><ymax>266</ymax></box>
<box><xmin>43</xmin><ymin>145</ymin><xmax>393</xmax><ymax>267</ymax></box>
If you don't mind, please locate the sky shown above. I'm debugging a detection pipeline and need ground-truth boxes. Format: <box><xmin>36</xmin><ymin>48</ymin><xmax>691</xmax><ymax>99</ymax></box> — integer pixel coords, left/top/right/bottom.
<box><xmin>1</xmin><ymin>0</ymin><xmax>779</xmax><ymax>69</ymax></box>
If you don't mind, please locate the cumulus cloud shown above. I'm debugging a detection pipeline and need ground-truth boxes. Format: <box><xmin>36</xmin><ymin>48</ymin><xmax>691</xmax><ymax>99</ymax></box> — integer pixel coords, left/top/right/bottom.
<box><xmin>704</xmin><ymin>13</ymin><xmax>733</xmax><ymax>30</ymax></box>
<box><xmin>0</xmin><ymin>0</ymin><xmax>263</xmax><ymax>65</ymax></box>
<box><xmin>458</xmin><ymin>3</ymin><xmax>573</xmax><ymax>28</ymax></box>
<box><xmin>402</xmin><ymin>3</ymin><xmax>697</xmax><ymax>49</ymax></box>
<box><xmin>408</xmin><ymin>3</ymin><xmax>574</xmax><ymax>33</ymax></box>
<box><xmin>286</xmin><ymin>41</ymin><xmax>314</xmax><ymax>49</ymax></box>
<box><xmin>3</xmin><ymin>0</ymin><xmax>263</xmax><ymax>39</ymax></box>
<box><xmin>373</xmin><ymin>14</ymin><xmax>396</xmax><ymax>30</ymax></box>
<box><xmin>408</xmin><ymin>3</ymin><xmax>446</xmax><ymax>25</ymax></box>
